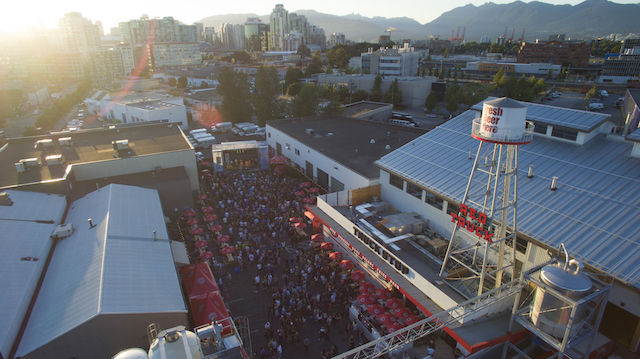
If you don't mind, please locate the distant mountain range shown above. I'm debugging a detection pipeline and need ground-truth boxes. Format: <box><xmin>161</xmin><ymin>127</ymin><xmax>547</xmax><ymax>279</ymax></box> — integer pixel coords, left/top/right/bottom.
<box><xmin>196</xmin><ymin>0</ymin><xmax>640</xmax><ymax>43</ymax></box>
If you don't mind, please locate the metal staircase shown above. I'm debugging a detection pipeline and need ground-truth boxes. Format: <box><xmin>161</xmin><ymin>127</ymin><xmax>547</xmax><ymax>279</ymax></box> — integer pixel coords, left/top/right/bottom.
<box><xmin>331</xmin><ymin>280</ymin><xmax>524</xmax><ymax>359</ymax></box>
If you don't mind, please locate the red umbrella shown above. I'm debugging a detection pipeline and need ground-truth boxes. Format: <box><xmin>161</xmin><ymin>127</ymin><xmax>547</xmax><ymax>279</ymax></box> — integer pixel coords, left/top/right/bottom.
<box><xmin>202</xmin><ymin>206</ymin><xmax>213</xmax><ymax>213</ymax></box>
<box><xmin>190</xmin><ymin>227</ymin><xmax>203</xmax><ymax>235</ymax></box>
<box><xmin>270</xmin><ymin>155</ymin><xmax>286</xmax><ymax>164</ymax></box>
<box><xmin>321</xmin><ymin>242</ymin><xmax>334</xmax><ymax>250</ymax></box>
<box><xmin>294</xmin><ymin>191</ymin><xmax>305</xmax><ymax>197</ymax></box>
<box><xmin>392</xmin><ymin>307</ymin><xmax>412</xmax><ymax>318</ymax></box>
<box><xmin>211</xmin><ymin>224</ymin><xmax>223</xmax><ymax>232</ymax></box>
<box><xmin>303</xmin><ymin>197</ymin><xmax>315</xmax><ymax>204</ymax></box>
<box><xmin>311</xmin><ymin>234</ymin><xmax>324</xmax><ymax>242</ymax></box>
<box><xmin>385</xmin><ymin>297</ymin><xmax>403</xmax><ymax>309</ymax></box>
<box><xmin>194</xmin><ymin>240</ymin><xmax>208</xmax><ymax>248</ymax></box>
<box><xmin>386</xmin><ymin>322</ymin><xmax>404</xmax><ymax>333</ymax></box>
<box><xmin>404</xmin><ymin>315</ymin><xmax>419</xmax><ymax>325</ymax></box>
<box><xmin>357</xmin><ymin>294</ymin><xmax>376</xmax><ymax>305</ymax></box>
<box><xmin>197</xmin><ymin>194</ymin><xmax>208</xmax><ymax>200</ymax></box>
<box><xmin>378</xmin><ymin>312</ymin><xmax>396</xmax><ymax>325</ymax></box>
<box><xmin>199</xmin><ymin>251</ymin><xmax>213</xmax><ymax>260</ymax></box>
<box><xmin>300</xmin><ymin>182</ymin><xmax>310</xmax><ymax>187</ymax></box>
<box><xmin>185</xmin><ymin>209</ymin><xmax>196</xmax><ymax>217</ymax></box>
<box><xmin>340</xmin><ymin>259</ymin><xmax>355</xmax><ymax>269</ymax></box>
<box><xmin>217</xmin><ymin>235</ymin><xmax>230</xmax><ymax>243</ymax></box>
<box><xmin>295</xmin><ymin>222</ymin><xmax>307</xmax><ymax>228</ymax></box>
<box><xmin>199</xmin><ymin>161</ymin><xmax>210</xmax><ymax>166</ymax></box>
<box><xmin>375</xmin><ymin>288</ymin><xmax>393</xmax><ymax>300</ymax></box>
<box><xmin>367</xmin><ymin>304</ymin><xmax>385</xmax><ymax>315</ymax></box>
<box><xmin>359</xmin><ymin>281</ymin><xmax>375</xmax><ymax>293</ymax></box>
<box><xmin>205</xmin><ymin>214</ymin><xmax>217</xmax><ymax>222</ymax></box>
<box><xmin>204</xmin><ymin>173</ymin><xmax>212</xmax><ymax>177</ymax></box>
<box><xmin>309</xmin><ymin>187</ymin><xmax>319</xmax><ymax>193</ymax></box>
<box><xmin>351</xmin><ymin>270</ymin><xmax>366</xmax><ymax>281</ymax></box>
<box><xmin>221</xmin><ymin>246</ymin><xmax>235</xmax><ymax>255</ymax></box>
<box><xmin>289</xmin><ymin>217</ymin><xmax>301</xmax><ymax>223</ymax></box>
<box><xmin>187</xmin><ymin>218</ymin><xmax>199</xmax><ymax>226</ymax></box>
<box><xmin>329</xmin><ymin>252</ymin><xmax>343</xmax><ymax>261</ymax></box>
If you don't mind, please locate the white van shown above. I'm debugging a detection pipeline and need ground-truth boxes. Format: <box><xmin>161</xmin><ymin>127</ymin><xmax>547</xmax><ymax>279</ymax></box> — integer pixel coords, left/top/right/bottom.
<box><xmin>240</xmin><ymin>125</ymin><xmax>260</xmax><ymax>136</ymax></box>
<box><xmin>212</xmin><ymin>122</ymin><xmax>233</xmax><ymax>133</ymax></box>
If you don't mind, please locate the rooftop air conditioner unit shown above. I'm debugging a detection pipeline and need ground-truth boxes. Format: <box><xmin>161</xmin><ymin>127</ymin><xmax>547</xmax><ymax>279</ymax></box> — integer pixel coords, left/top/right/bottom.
<box><xmin>305</xmin><ymin>129</ymin><xmax>315</xmax><ymax>136</ymax></box>
<box><xmin>53</xmin><ymin>223</ymin><xmax>74</xmax><ymax>239</ymax></box>
<box><xmin>112</xmin><ymin>139</ymin><xmax>130</xmax><ymax>151</ymax></box>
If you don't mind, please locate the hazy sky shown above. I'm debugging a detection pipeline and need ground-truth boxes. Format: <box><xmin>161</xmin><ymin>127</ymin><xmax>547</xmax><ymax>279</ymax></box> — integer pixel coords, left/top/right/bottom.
<box><xmin>3</xmin><ymin>0</ymin><xmax>638</xmax><ymax>33</ymax></box>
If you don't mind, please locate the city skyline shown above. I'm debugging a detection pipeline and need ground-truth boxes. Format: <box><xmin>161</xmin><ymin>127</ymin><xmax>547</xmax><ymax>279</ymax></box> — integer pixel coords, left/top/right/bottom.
<box><xmin>3</xmin><ymin>0</ymin><xmax>639</xmax><ymax>34</ymax></box>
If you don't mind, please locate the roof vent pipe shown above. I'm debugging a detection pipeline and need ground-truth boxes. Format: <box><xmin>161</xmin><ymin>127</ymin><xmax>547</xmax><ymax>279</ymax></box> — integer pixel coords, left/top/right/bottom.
<box><xmin>370</xmin><ymin>139</ymin><xmax>375</xmax><ymax>144</ymax></box>
<box><xmin>469</xmin><ymin>149</ymin><xmax>472</xmax><ymax>160</ymax></box>
<box><xmin>153</xmin><ymin>230</ymin><xmax>157</xmax><ymax>241</ymax></box>
<box><xmin>527</xmin><ymin>165</ymin><xmax>534</xmax><ymax>178</ymax></box>
<box><xmin>88</xmin><ymin>218</ymin><xmax>96</xmax><ymax>229</ymax></box>
<box><xmin>550</xmin><ymin>177</ymin><xmax>558</xmax><ymax>191</ymax></box>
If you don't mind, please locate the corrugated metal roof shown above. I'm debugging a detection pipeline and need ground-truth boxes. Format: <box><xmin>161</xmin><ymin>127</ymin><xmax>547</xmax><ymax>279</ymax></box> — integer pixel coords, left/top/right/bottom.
<box><xmin>16</xmin><ymin>184</ymin><xmax>186</xmax><ymax>357</ymax></box>
<box><xmin>375</xmin><ymin>110</ymin><xmax>640</xmax><ymax>289</ymax></box>
<box><xmin>627</xmin><ymin>127</ymin><xmax>640</xmax><ymax>142</ymax></box>
<box><xmin>0</xmin><ymin>191</ymin><xmax>66</xmax><ymax>358</ymax></box>
<box><xmin>471</xmin><ymin>97</ymin><xmax>611</xmax><ymax>131</ymax></box>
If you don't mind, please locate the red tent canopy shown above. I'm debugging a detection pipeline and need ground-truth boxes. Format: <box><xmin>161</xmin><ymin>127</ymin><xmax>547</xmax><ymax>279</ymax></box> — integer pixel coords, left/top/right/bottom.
<box><xmin>189</xmin><ymin>291</ymin><xmax>232</xmax><ymax>335</ymax></box>
<box><xmin>270</xmin><ymin>155</ymin><xmax>286</xmax><ymax>164</ymax></box>
<box><xmin>180</xmin><ymin>262</ymin><xmax>219</xmax><ymax>297</ymax></box>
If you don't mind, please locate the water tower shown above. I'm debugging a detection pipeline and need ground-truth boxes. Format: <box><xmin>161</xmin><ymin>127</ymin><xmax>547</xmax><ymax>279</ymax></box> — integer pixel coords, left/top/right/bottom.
<box><xmin>439</xmin><ymin>97</ymin><xmax>534</xmax><ymax>298</ymax></box>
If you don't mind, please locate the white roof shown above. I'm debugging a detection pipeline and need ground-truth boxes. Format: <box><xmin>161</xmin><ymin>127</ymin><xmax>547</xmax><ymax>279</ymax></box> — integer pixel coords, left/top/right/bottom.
<box><xmin>16</xmin><ymin>184</ymin><xmax>186</xmax><ymax>357</ymax></box>
<box><xmin>0</xmin><ymin>191</ymin><xmax>66</xmax><ymax>358</ymax></box>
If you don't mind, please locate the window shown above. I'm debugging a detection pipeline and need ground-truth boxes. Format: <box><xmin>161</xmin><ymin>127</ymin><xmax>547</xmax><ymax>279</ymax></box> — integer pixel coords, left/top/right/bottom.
<box><xmin>295</xmin><ymin>148</ymin><xmax>300</xmax><ymax>156</ymax></box>
<box><xmin>447</xmin><ymin>202</ymin><xmax>459</xmax><ymax>216</ymax></box>
<box><xmin>389</xmin><ymin>174</ymin><xmax>403</xmax><ymax>190</ymax></box>
<box><xmin>425</xmin><ymin>191</ymin><xmax>443</xmax><ymax>210</ymax></box>
<box><xmin>331</xmin><ymin>177</ymin><xmax>344</xmax><ymax>192</ymax></box>
<box><xmin>285</xmin><ymin>143</ymin><xmax>291</xmax><ymax>150</ymax></box>
<box><xmin>551</xmin><ymin>127</ymin><xmax>577</xmax><ymax>141</ymax></box>
<box><xmin>406</xmin><ymin>182</ymin><xmax>423</xmax><ymax>199</ymax></box>
<box><xmin>534</xmin><ymin>122</ymin><xmax>548</xmax><ymax>135</ymax></box>
<box><xmin>268</xmin><ymin>132</ymin><xmax>271</xmax><ymax>138</ymax></box>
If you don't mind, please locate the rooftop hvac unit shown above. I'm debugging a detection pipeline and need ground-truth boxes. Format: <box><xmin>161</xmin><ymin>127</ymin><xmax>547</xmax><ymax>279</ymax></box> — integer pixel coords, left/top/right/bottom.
<box><xmin>112</xmin><ymin>139</ymin><xmax>130</xmax><ymax>150</ymax></box>
<box><xmin>17</xmin><ymin>158</ymin><xmax>40</xmax><ymax>171</ymax></box>
<box><xmin>305</xmin><ymin>129</ymin><xmax>315</xmax><ymax>136</ymax></box>
<box><xmin>45</xmin><ymin>154</ymin><xmax>63</xmax><ymax>166</ymax></box>
<box><xmin>0</xmin><ymin>192</ymin><xmax>12</xmax><ymax>206</ymax></box>
<box><xmin>15</xmin><ymin>162</ymin><xmax>25</xmax><ymax>173</ymax></box>
<box><xmin>53</xmin><ymin>223</ymin><xmax>74</xmax><ymax>239</ymax></box>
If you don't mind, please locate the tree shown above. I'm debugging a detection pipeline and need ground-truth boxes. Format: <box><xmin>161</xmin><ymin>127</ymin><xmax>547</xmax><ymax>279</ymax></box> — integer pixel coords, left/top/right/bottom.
<box><xmin>586</xmin><ymin>85</ymin><xmax>598</xmax><ymax>99</ymax></box>
<box><xmin>369</xmin><ymin>90</ymin><xmax>382</xmax><ymax>102</ymax></box>
<box><xmin>177</xmin><ymin>76</ymin><xmax>188</xmax><ymax>89</ymax></box>
<box><xmin>297</xmin><ymin>44</ymin><xmax>311</xmax><ymax>59</ymax></box>
<box><xmin>253</xmin><ymin>66</ymin><xmax>283</xmax><ymax>126</ymax></box>
<box><xmin>305</xmin><ymin>63</ymin><xmax>324</xmax><ymax>77</ymax></box>
<box><xmin>284</xmin><ymin>67</ymin><xmax>304</xmax><ymax>90</ymax></box>
<box><xmin>287</xmin><ymin>83</ymin><xmax>303</xmax><ymax>96</ymax></box>
<box><xmin>338</xmin><ymin>87</ymin><xmax>350</xmax><ymax>103</ymax></box>
<box><xmin>168</xmin><ymin>77</ymin><xmax>177</xmax><ymax>87</ymax></box>
<box><xmin>312</xmin><ymin>50</ymin><xmax>322</xmax><ymax>66</ymax></box>
<box><xmin>493</xmin><ymin>67</ymin><xmax>506</xmax><ymax>86</ymax></box>
<box><xmin>325</xmin><ymin>67</ymin><xmax>334</xmax><ymax>74</ymax></box>
<box><xmin>217</xmin><ymin>66</ymin><xmax>253</xmax><ymax>123</ymax></box>
<box><xmin>352</xmin><ymin>90</ymin><xmax>369</xmax><ymax>102</ymax></box>
<box><xmin>384</xmin><ymin>78</ymin><xmax>403</xmax><ymax>108</ymax></box>
<box><xmin>326</xmin><ymin>45</ymin><xmax>350</xmax><ymax>69</ymax></box>
<box><xmin>291</xmin><ymin>83</ymin><xmax>319</xmax><ymax>117</ymax></box>
<box><xmin>446</xmin><ymin>97</ymin><xmax>459</xmax><ymax>115</ymax></box>
<box><xmin>320</xmin><ymin>86</ymin><xmax>344</xmax><ymax>115</ymax></box>
<box><xmin>443</xmin><ymin>49</ymin><xmax>450</xmax><ymax>58</ymax></box>
<box><xmin>424</xmin><ymin>91</ymin><xmax>437</xmax><ymax>112</ymax></box>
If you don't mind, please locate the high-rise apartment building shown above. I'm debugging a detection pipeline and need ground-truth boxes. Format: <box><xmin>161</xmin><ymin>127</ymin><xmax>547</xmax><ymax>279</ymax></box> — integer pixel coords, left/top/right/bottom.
<box><xmin>119</xmin><ymin>15</ymin><xmax>197</xmax><ymax>45</ymax></box>
<box><xmin>244</xmin><ymin>18</ymin><xmax>269</xmax><ymax>52</ymax></box>
<box><xmin>270</xmin><ymin>4</ymin><xmax>289</xmax><ymax>51</ymax></box>
<box><xmin>58</xmin><ymin>12</ymin><xmax>102</xmax><ymax>63</ymax></box>
<box><xmin>90</xmin><ymin>44</ymin><xmax>135</xmax><ymax>81</ymax></box>
<box><xmin>220</xmin><ymin>23</ymin><xmax>245</xmax><ymax>50</ymax></box>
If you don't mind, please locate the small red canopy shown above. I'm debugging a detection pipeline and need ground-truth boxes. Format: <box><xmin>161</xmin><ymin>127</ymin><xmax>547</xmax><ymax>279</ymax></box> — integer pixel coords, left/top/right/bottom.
<box><xmin>189</xmin><ymin>291</ymin><xmax>232</xmax><ymax>335</ymax></box>
<box><xmin>180</xmin><ymin>262</ymin><xmax>219</xmax><ymax>297</ymax></box>
<box><xmin>270</xmin><ymin>155</ymin><xmax>286</xmax><ymax>164</ymax></box>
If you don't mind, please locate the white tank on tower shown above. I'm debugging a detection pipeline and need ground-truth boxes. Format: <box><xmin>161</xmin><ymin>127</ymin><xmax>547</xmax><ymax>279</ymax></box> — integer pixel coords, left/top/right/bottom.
<box><xmin>472</xmin><ymin>97</ymin><xmax>532</xmax><ymax>144</ymax></box>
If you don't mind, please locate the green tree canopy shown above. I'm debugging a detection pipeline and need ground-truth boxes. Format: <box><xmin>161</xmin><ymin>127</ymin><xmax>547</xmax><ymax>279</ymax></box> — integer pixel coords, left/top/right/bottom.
<box><xmin>305</xmin><ymin>63</ymin><xmax>324</xmax><ymax>77</ymax></box>
<box><xmin>253</xmin><ymin>66</ymin><xmax>283</xmax><ymax>126</ymax></box>
<box><xmin>493</xmin><ymin>67</ymin><xmax>506</xmax><ymax>86</ymax></box>
<box><xmin>352</xmin><ymin>89</ymin><xmax>369</xmax><ymax>102</ymax></box>
<box><xmin>312</xmin><ymin>50</ymin><xmax>322</xmax><ymax>66</ymax></box>
<box><xmin>287</xmin><ymin>83</ymin><xmax>303</xmax><ymax>96</ymax></box>
<box><xmin>320</xmin><ymin>86</ymin><xmax>344</xmax><ymax>116</ymax></box>
<box><xmin>177</xmin><ymin>76</ymin><xmax>188</xmax><ymax>89</ymax></box>
<box><xmin>446</xmin><ymin>97</ymin><xmax>459</xmax><ymax>115</ymax></box>
<box><xmin>326</xmin><ymin>45</ymin><xmax>350</xmax><ymax>69</ymax></box>
<box><xmin>424</xmin><ymin>91</ymin><xmax>437</xmax><ymax>111</ymax></box>
<box><xmin>369</xmin><ymin>90</ymin><xmax>382</xmax><ymax>102</ymax></box>
<box><xmin>373</xmin><ymin>75</ymin><xmax>382</xmax><ymax>92</ymax></box>
<box><xmin>217</xmin><ymin>66</ymin><xmax>253</xmax><ymax>123</ymax></box>
<box><xmin>167</xmin><ymin>77</ymin><xmax>176</xmax><ymax>87</ymax></box>
<box><xmin>297</xmin><ymin>44</ymin><xmax>311</xmax><ymax>58</ymax></box>
<box><xmin>291</xmin><ymin>83</ymin><xmax>319</xmax><ymax>117</ymax></box>
<box><xmin>284</xmin><ymin>67</ymin><xmax>305</xmax><ymax>90</ymax></box>
<box><xmin>384</xmin><ymin>78</ymin><xmax>403</xmax><ymax>108</ymax></box>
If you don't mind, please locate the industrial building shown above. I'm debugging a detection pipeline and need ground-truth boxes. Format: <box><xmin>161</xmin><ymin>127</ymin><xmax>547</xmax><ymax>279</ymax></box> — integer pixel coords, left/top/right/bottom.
<box><xmin>517</xmin><ymin>40</ymin><xmax>589</xmax><ymax>68</ymax></box>
<box><xmin>266</xmin><ymin>115</ymin><xmax>424</xmax><ymax>192</ymax></box>
<box><xmin>10</xmin><ymin>184</ymin><xmax>188</xmax><ymax>359</ymax></box>
<box><xmin>304</xmin><ymin>98</ymin><xmax>640</xmax><ymax>356</ymax></box>
<box><xmin>0</xmin><ymin>123</ymin><xmax>198</xmax><ymax>216</ymax></box>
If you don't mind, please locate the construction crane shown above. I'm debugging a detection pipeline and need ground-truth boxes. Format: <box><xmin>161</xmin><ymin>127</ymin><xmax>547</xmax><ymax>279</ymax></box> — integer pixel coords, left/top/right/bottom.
<box><xmin>454</xmin><ymin>27</ymin><xmax>461</xmax><ymax>41</ymax></box>
<box><xmin>460</xmin><ymin>27</ymin><xmax>466</xmax><ymax>42</ymax></box>
<box><xmin>448</xmin><ymin>29</ymin><xmax>455</xmax><ymax>41</ymax></box>
<box><xmin>508</xmin><ymin>28</ymin><xmax>515</xmax><ymax>42</ymax></box>
<box><xmin>518</xmin><ymin>28</ymin><xmax>525</xmax><ymax>42</ymax></box>
<box><xmin>385</xmin><ymin>27</ymin><xmax>405</xmax><ymax>40</ymax></box>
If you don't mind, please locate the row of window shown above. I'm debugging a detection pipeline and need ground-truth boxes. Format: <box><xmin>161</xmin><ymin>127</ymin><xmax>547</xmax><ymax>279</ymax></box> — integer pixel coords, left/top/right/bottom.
<box><xmin>390</xmin><ymin>174</ymin><xmax>528</xmax><ymax>254</ymax></box>
<box><xmin>533</xmin><ymin>122</ymin><xmax>578</xmax><ymax>141</ymax></box>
